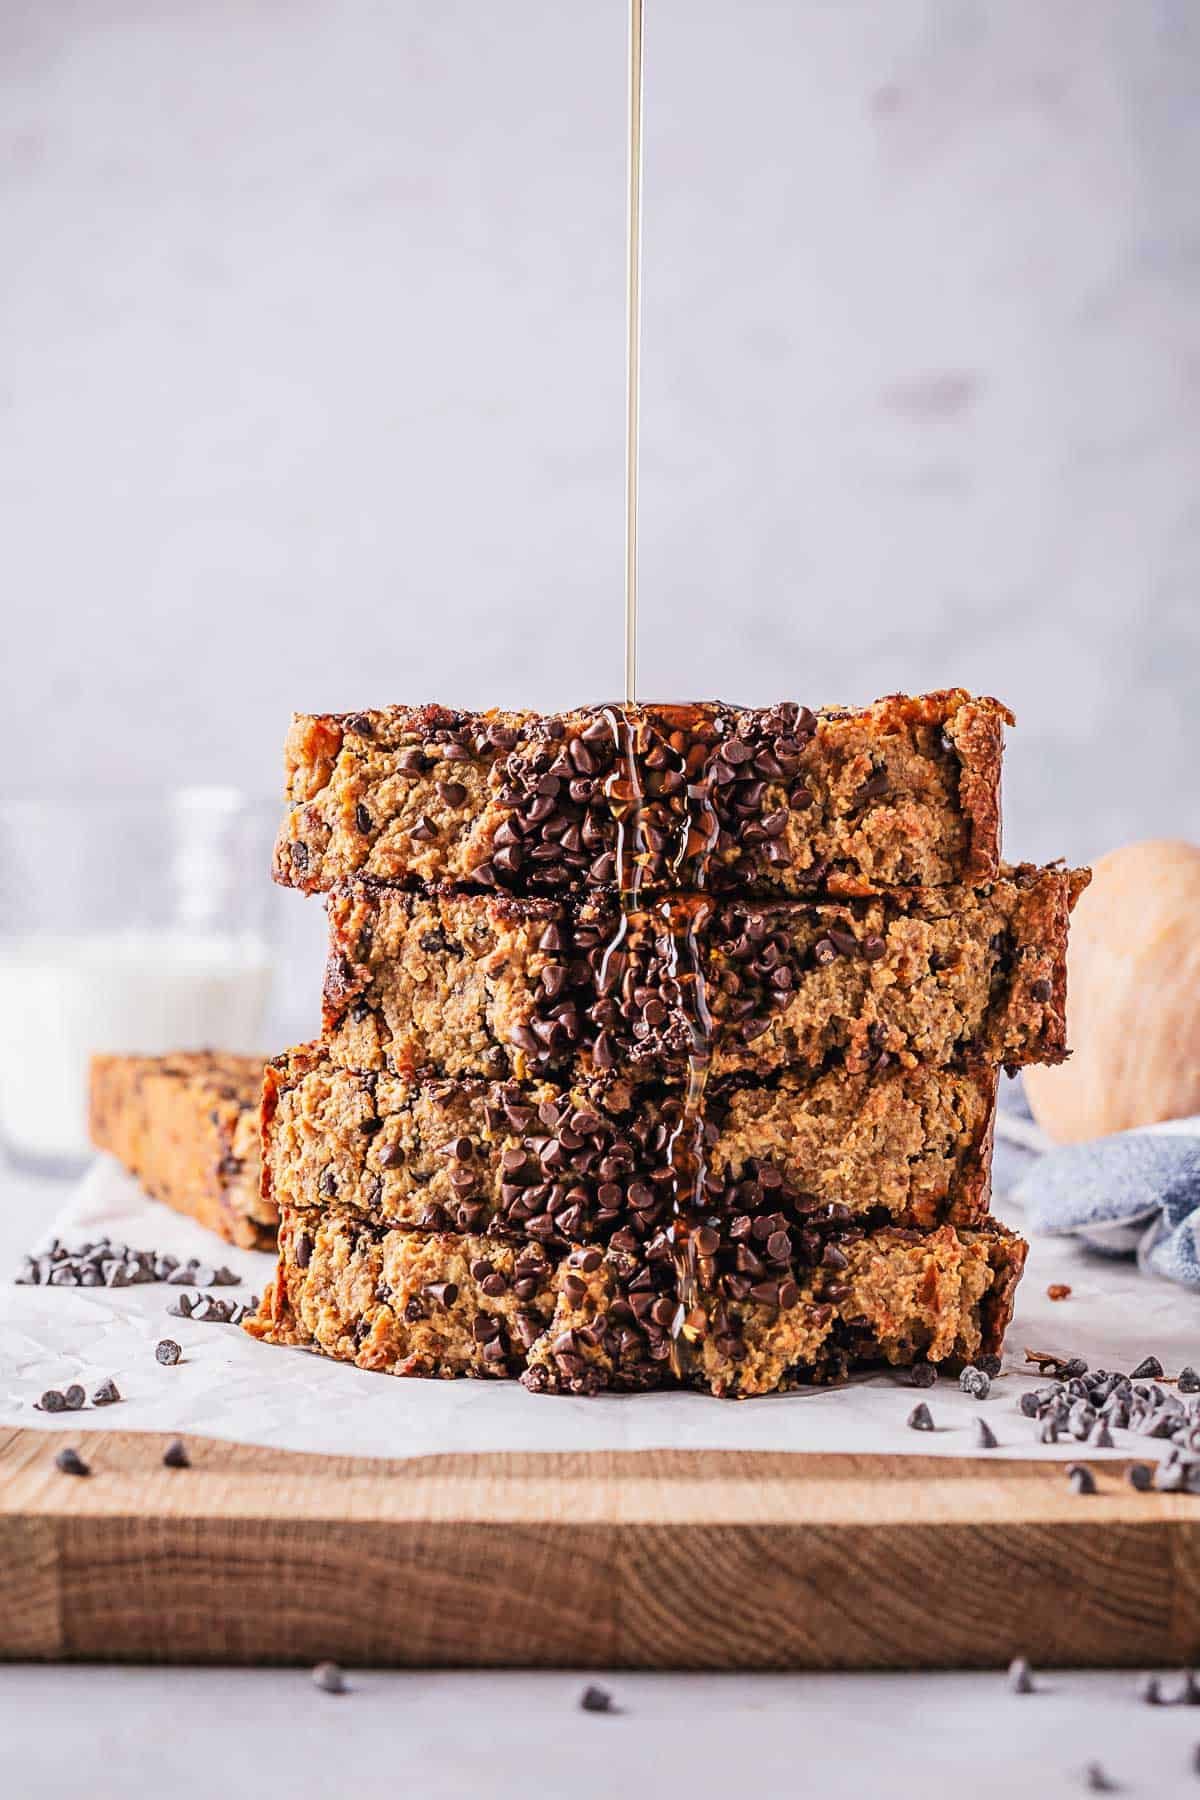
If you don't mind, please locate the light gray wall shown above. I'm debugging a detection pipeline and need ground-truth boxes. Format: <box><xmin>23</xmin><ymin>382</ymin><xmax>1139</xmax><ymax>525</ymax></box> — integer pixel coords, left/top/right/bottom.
<box><xmin>4</xmin><ymin>0</ymin><xmax>1199</xmax><ymax>918</ymax></box>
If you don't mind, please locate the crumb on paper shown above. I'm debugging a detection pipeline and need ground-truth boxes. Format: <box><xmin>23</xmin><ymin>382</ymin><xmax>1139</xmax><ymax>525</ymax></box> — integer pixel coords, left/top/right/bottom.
<box><xmin>1047</xmin><ymin>1283</ymin><xmax>1072</xmax><ymax>1301</ymax></box>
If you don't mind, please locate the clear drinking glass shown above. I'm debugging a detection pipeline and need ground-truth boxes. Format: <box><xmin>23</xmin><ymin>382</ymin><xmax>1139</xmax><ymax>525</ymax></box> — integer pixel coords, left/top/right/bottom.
<box><xmin>0</xmin><ymin>788</ymin><xmax>277</xmax><ymax>1175</ymax></box>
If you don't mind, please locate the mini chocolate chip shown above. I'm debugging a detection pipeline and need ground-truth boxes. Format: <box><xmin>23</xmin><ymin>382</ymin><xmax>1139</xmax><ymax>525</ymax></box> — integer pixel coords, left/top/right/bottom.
<box><xmin>1067</xmin><ymin>1463</ymin><xmax>1096</xmax><ymax>1495</ymax></box>
<box><xmin>971</xmin><ymin>1417</ymin><xmax>997</xmax><ymax>1449</ymax></box>
<box><xmin>312</xmin><ymin>1661</ymin><xmax>348</xmax><ymax>1695</ymax></box>
<box><xmin>163</xmin><ymin>1438</ymin><xmax>190</xmax><ymax>1469</ymax></box>
<box><xmin>579</xmin><ymin>1684</ymin><xmax>615</xmax><ymax>1714</ymax></box>
<box><xmin>1007</xmin><ymin>1657</ymin><xmax>1036</xmax><ymax>1695</ymax></box>
<box><xmin>155</xmin><ymin>1340</ymin><xmax>182</xmax><ymax>1367</ymax></box>
<box><xmin>63</xmin><ymin>1384</ymin><xmax>86</xmax><ymax>1411</ymax></box>
<box><xmin>907</xmin><ymin>1403</ymin><xmax>934</xmax><ymax>1432</ymax></box>
<box><xmin>1126</xmin><ymin>1462</ymin><xmax>1153</xmax><ymax>1491</ymax></box>
<box><xmin>355</xmin><ymin>803</ymin><xmax>372</xmax><ymax>835</ymax></box>
<box><xmin>1130</xmin><ymin>1356</ymin><xmax>1163</xmax><ymax>1380</ymax></box>
<box><xmin>39</xmin><ymin>1389</ymin><xmax>67</xmax><ymax>1413</ymax></box>
<box><xmin>55</xmin><ymin>1447</ymin><xmax>90</xmax><ymax>1477</ymax></box>
<box><xmin>1031</xmin><ymin>978</ymin><xmax>1053</xmax><ymax>1002</ymax></box>
<box><xmin>906</xmin><ymin>1364</ymin><xmax>937</xmax><ymax>1389</ymax></box>
<box><xmin>91</xmin><ymin>1378</ymin><xmax>121</xmax><ymax>1406</ymax></box>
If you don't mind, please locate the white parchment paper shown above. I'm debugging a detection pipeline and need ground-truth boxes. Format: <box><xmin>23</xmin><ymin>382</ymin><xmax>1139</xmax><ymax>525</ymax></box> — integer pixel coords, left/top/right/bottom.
<box><xmin>2</xmin><ymin>1157</ymin><xmax>1198</xmax><ymax>1461</ymax></box>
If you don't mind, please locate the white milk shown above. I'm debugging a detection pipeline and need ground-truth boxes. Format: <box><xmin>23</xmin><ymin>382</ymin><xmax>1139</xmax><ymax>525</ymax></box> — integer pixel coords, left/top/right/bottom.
<box><xmin>0</xmin><ymin>929</ymin><xmax>272</xmax><ymax>1164</ymax></box>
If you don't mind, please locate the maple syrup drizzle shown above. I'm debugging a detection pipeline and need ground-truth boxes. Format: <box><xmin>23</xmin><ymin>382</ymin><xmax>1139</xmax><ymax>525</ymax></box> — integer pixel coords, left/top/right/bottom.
<box><xmin>600</xmin><ymin>703</ymin><xmax>724</xmax><ymax>1378</ymax></box>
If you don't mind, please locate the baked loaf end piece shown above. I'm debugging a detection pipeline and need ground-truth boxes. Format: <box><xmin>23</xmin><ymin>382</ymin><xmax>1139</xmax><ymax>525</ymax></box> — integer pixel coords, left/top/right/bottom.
<box><xmin>89</xmin><ymin>1051</ymin><xmax>273</xmax><ymax>1249</ymax></box>
<box><xmin>322</xmin><ymin>864</ymin><xmax>1089</xmax><ymax>1086</ymax></box>
<box><xmin>275</xmin><ymin>691</ymin><xmax>1010</xmax><ymax>899</ymax></box>
<box><xmin>245</xmin><ymin>1210</ymin><xmax>1026</xmax><ymax>1400</ymax></box>
<box><xmin>263</xmin><ymin>1045</ymin><xmax>997</xmax><ymax>1239</ymax></box>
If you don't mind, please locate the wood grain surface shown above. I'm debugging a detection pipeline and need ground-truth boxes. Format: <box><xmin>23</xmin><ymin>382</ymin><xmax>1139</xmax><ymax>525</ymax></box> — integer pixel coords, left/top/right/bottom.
<box><xmin>2</xmin><ymin>1428</ymin><xmax>1196</xmax><ymax>1670</ymax></box>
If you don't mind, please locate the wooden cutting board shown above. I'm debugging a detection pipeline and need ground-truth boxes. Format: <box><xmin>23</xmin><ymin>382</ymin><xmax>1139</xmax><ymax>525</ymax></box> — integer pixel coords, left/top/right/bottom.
<box><xmin>3</xmin><ymin>1427</ymin><xmax>1197</xmax><ymax>1669</ymax></box>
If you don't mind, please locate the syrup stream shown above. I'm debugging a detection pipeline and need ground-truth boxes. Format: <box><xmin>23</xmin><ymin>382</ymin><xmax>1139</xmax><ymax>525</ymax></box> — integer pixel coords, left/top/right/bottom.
<box><xmin>624</xmin><ymin>0</ymin><xmax>644</xmax><ymax>708</ymax></box>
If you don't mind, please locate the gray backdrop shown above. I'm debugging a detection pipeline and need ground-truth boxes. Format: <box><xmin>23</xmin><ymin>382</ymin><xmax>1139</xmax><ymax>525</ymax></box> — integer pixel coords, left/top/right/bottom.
<box><xmin>4</xmin><ymin>0</ymin><xmax>1199</xmax><ymax>1034</ymax></box>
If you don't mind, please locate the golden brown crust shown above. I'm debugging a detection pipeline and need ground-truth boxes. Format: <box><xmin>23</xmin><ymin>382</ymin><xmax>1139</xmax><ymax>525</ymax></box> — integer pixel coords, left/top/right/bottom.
<box><xmin>274</xmin><ymin>693</ymin><xmax>1010</xmax><ymax>899</ymax></box>
<box><xmin>261</xmin><ymin>1045</ymin><xmax>997</xmax><ymax>1239</ymax></box>
<box><xmin>89</xmin><ymin>1052</ymin><xmax>274</xmax><ymax>1249</ymax></box>
<box><xmin>320</xmin><ymin>866</ymin><xmax>1086</xmax><ymax>1086</ymax></box>
<box><xmin>245</xmin><ymin>1208</ymin><xmax>1027</xmax><ymax>1399</ymax></box>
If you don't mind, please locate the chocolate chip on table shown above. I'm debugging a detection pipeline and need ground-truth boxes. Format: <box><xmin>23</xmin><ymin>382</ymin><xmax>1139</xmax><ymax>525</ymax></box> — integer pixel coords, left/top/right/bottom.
<box><xmin>1178</xmin><ymin>1366</ymin><xmax>1200</xmax><ymax>1394</ymax></box>
<box><xmin>1083</xmin><ymin>1762</ymin><xmax>1116</xmax><ymax>1793</ymax></box>
<box><xmin>55</xmin><ymin>1447</ymin><xmax>90</xmax><ymax>1478</ymax></box>
<box><xmin>905</xmin><ymin>1363</ymin><xmax>937</xmax><ymax>1389</ymax></box>
<box><xmin>166</xmin><ymin>1294</ymin><xmax>194</xmax><ymax>1318</ymax></box>
<box><xmin>1130</xmin><ymin>1356</ymin><xmax>1164</xmax><ymax>1381</ymax></box>
<box><xmin>1127</xmin><ymin>1463</ymin><xmax>1153</xmax><ymax>1491</ymax></box>
<box><xmin>163</xmin><ymin>1439</ymin><xmax>190</xmax><ymax>1470</ymax></box>
<box><xmin>959</xmin><ymin>1365</ymin><xmax>991</xmax><ymax>1400</ymax></box>
<box><xmin>1007</xmin><ymin>1656</ymin><xmax>1036</xmax><ymax>1695</ymax></box>
<box><xmin>906</xmin><ymin>1403</ymin><xmax>934</xmax><ymax>1432</ymax></box>
<box><xmin>155</xmin><ymin>1340</ymin><xmax>182</xmax><ymax>1367</ymax></box>
<box><xmin>1038</xmin><ymin>1419</ymin><xmax>1060</xmax><ymax>1445</ymax></box>
<box><xmin>977</xmin><ymin>1355</ymin><xmax>1002</xmax><ymax>1379</ymax></box>
<box><xmin>1067</xmin><ymin>1463</ymin><xmax>1096</xmax><ymax>1495</ymax></box>
<box><xmin>1139</xmin><ymin>1674</ymin><xmax>1164</xmax><ymax>1706</ymax></box>
<box><xmin>1087</xmin><ymin>1418</ymin><xmax>1114</xmax><ymax>1450</ymax></box>
<box><xmin>39</xmin><ymin>1389</ymin><xmax>67</xmax><ymax>1413</ymax></box>
<box><xmin>311</xmin><ymin>1661</ymin><xmax>347</xmax><ymax>1695</ymax></box>
<box><xmin>63</xmin><ymin>1384</ymin><xmax>86</xmax><ymax>1411</ymax></box>
<box><xmin>971</xmin><ymin>1417</ymin><xmax>997</xmax><ymax>1449</ymax></box>
<box><xmin>91</xmin><ymin>1378</ymin><xmax>121</xmax><ymax>1406</ymax></box>
<box><xmin>579</xmin><ymin>1684</ymin><xmax>615</xmax><ymax>1714</ymax></box>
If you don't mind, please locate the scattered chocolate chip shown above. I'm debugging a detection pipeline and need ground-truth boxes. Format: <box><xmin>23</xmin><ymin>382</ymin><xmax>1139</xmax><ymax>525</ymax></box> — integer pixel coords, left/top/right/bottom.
<box><xmin>1127</xmin><ymin>1463</ymin><xmax>1153</xmax><ymax>1492</ymax></box>
<box><xmin>971</xmin><ymin>1417</ymin><xmax>997</xmax><ymax>1450</ymax></box>
<box><xmin>1007</xmin><ymin>1656</ymin><xmax>1036</xmax><ymax>1695</ymax></box>
<box><xmin>155</xmin><ymin>1340</ymin><xmax>182</xmax><ymax>1367</ymax></box>
<box><xmin>1130</xmin><ymin>1356</ymin><xmax>1164</xmax><ymax>1381</ymax></box>
<box><xmin>1067</xmin><ymin>1463</ymin><xmax>1096</xmax><ymax>1495</ymax></box>
<box><xmin>1139</xmin><ymin>1674</ymin><xmax>1164</xmax><ymax>1706</ymax></box>
<box><xmin>91</xmin><ymin>1378</ymin><xmax>121</xmax><ymax>1406</ymax></box>
<box><xmin>907</xmin><ymin>1403</ymin><xmax>934</xmax><ymax>1432</ymax></box>
<box><xmin>579</xmin><ymin>1684</ymin><xmax>615</xmax><ymax>1714</ymax></box>
<box><xmin>39</xmin><ymin>1389</ymin><xmax>66</xmax><ymax>1413</ymax></box>
<box><xmin>959</xmin><ymin>1365</ymin><xmax>991</xmax><ymax>1401</ymax></box>
<box><xmin>1084</xmin><ymin>1762</ymin><xmax>1116</xmax><ymax>1793</ymax></box>
<box><xmin>1179</xmin><ymin>1367</ymin><xmax>1200</xmax><ymax>1394</ymax></box>
<box><xmin>63</xmin><ymin>1384</ymin><xmax>85</xmax><ymax>1411</ymax></box>
<box><xmin>163</xmin><ymin>1438</ymin><xmax>190</xmax><ymax>1469</ymax></box>
<box><xmin>55</xmin><ymin>1447</ymin><xmax>90</xmax><ymax>1478</ymax></box>
<box><xmin>906</xmin><ymin>1363</ymin><xmax>937</xmax><ymax>1389</ymax></box>
<box><xmin>312</xmin><ymin>1661</ymin><xmax>347</xmax><ymax>1695</ymax></box>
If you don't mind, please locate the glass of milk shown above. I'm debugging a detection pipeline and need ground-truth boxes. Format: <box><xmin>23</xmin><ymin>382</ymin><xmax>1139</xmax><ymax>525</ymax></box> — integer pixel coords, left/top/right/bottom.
<box><xmin>0</xmin><ymin>788</ymin><xmax>276</xmax><ymax>1174</ymax></box>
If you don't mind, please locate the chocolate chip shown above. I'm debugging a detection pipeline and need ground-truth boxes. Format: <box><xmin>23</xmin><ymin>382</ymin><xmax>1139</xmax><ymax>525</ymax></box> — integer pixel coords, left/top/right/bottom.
<box><xmin>1007</xmin><ymin>1657</ymin><xmax>1036</xmax><ymax>1695</ymax></box>
<box><xmin>1179</xmin><ymin>1366</ymin><xmax>1200</xmax><ymax>1394</ymax></box>
<box><xmin>971</xmin><ymin>1417</ymin><xmax>997</xmax><ymax>1449</ymax></box>
<box><xmin>163</xmin><ymin>1438</ymin><xmax>190</xmax><ymax>1469</ymax></box>
<box><xmin>155</xmin><ymin>1340</ymin><xmax>182</xmax><ymax>1366</ymax></box>
<box><xmin>959</xmin><ymin>1365</ymin><xmax>991</xmax><ymax>1400</ymax></box>
<box><xmin>1130</xmin><ymin>1356</ymin><xmax>1163</xmax><ymax>1380</ymax></box>
<box><xmin>55</xmin><ymin>1447</ymin><xmax>90</xmax><ymax>1477</ymax></box>
<box><xmin>91</xmin><ymin>1378</ymin><xmax>121</xmax><ymax>1406</ymax></box>
<box><xmin>579</xmin><ymin>1684</ymin><xmax>615</xmax><ymax>1713</ymax></box>
<box><xmin>1067</xmin><ymin>1463</ymin><xmax>1096</xmax><ymax>1495</ymax></box>
<box><xmin>1031</xmin><ymin>978</ymin><xmax>1053</xmax><ymax>1002</ymax></box>
<box><xmin>295</xmin><ymin>1232</ymin><xmax>314</xmax><ymax>1269</ymax></box>
<box><xmin>312</xmin><ymin>1661</ymin><xmax>348</xmax><ymax>1695</ymax></box>
<box><xmin>906</xmin><ymin>1364</ymin><xmax>937</xmax><ymax>1389</ymax></box>
<box><xmin>1127</xmin><ymin>1462</ymin><xmax>1153</xmax><ymax>1491</ymax></box>
<box><xmin>1084</xmin><ymin>1761</ymin><xmax>1115</xmax><ymax>1792</ymax></box>
<box><xmin>63</xmin><ymin>1384</ymin><xmax>85</xmax><ymax>1411</ymax></box>
<box><xmin>355</xmin><ymin>803</ymin><xmax>372</xmax><ymax>835</ymax></box>
<box><xmin>907</xmin><ymin>1403</ymin><xmax>934</xmax><ymax>1432</ymax></box>
<box><xmin>1139</xmin><ymin>1674</ymin><xmax>1163</xmax><ymax>1706</ymax></box>
<box><xmin>39</xmin><ymin>1389</ymin><xmax>66</xmax><ymax>1413</ymax></box>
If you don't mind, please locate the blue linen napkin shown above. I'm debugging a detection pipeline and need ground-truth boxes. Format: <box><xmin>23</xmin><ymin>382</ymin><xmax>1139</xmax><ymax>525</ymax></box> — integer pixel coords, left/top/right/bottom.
<box><xmin>995</xmin><ymin>1076</ymin><xmax>1200</xmax><ymax>1289</ymax></box>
